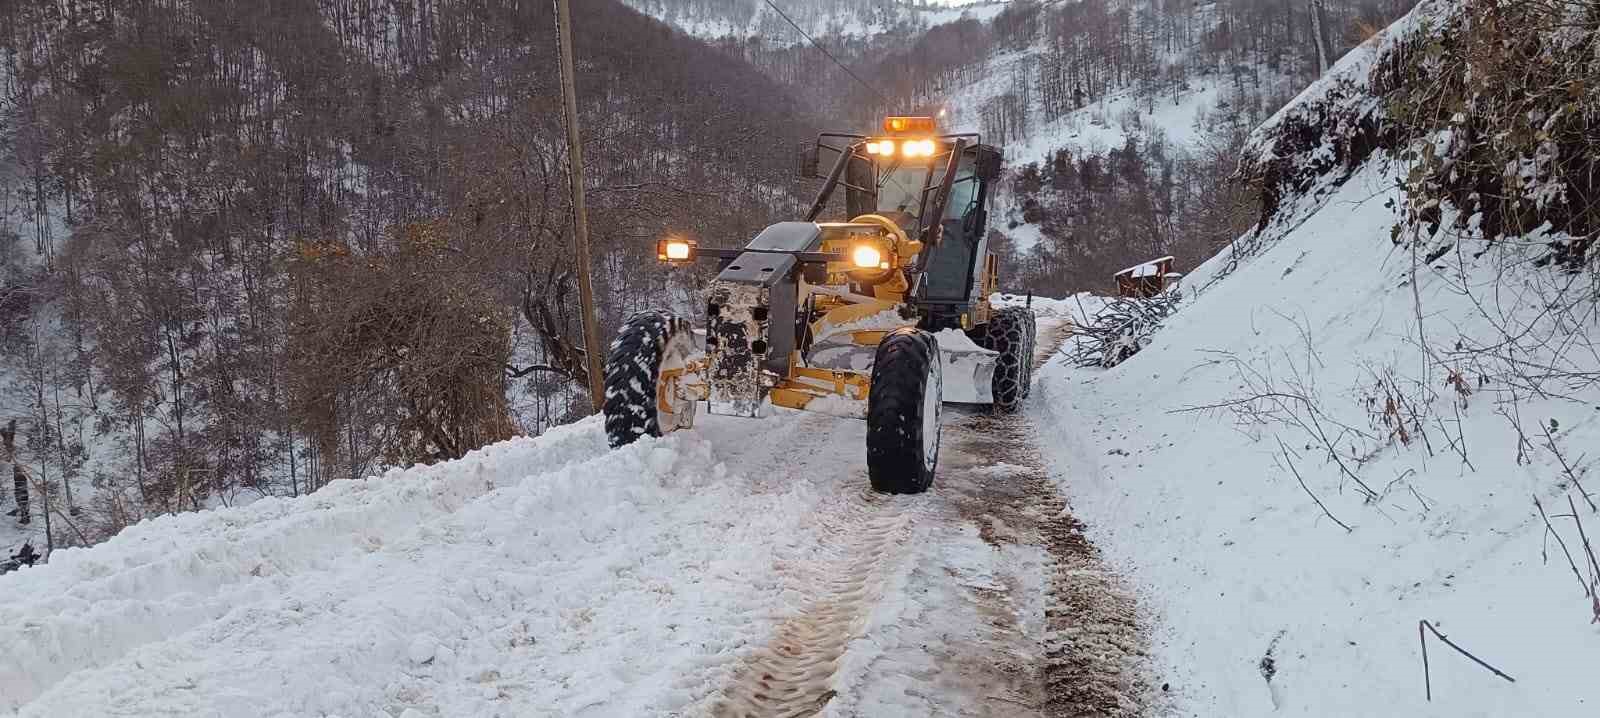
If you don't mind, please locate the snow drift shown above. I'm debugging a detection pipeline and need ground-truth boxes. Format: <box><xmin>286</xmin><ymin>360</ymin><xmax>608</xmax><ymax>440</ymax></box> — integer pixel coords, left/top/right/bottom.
<box><xmin>0</xmin><ymin>416</ymin><xmax>845</xmax><ymax>715</ymax></box>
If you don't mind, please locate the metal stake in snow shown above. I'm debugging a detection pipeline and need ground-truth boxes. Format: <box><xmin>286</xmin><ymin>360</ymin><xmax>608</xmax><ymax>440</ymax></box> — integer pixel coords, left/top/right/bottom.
<box><xmin>554</xmin><ymin>0</ymin><xmax>607</xmax><ymax>413</ymax></box>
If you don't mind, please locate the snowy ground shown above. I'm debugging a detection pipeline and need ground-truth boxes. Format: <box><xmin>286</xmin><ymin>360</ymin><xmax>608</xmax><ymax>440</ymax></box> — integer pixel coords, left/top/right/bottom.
<box><xmin>2</xmin><ymin>416</ymin><xmax>818</xmax><ymax>716</ymax></box>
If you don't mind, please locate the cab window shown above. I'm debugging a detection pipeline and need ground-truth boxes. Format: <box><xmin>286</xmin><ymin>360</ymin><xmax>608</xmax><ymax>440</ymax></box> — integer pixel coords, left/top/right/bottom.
<box><xmin>876</xmin><ymin>163</ymin><xmax>929</xmax><ymax>220</ymax></box>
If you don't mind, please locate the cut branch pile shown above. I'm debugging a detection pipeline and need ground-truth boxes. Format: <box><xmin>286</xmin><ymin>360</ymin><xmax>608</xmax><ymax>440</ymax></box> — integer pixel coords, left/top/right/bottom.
<box><xmin>1065</xmin><ymin>291</ymin><xmax>1182</xmax><ymax>368</ymax></box>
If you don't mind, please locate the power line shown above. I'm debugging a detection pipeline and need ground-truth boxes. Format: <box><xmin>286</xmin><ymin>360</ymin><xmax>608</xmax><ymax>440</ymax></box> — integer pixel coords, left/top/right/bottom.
<box><xmin>759</xmin><ymin>0</ymin><xmax>890</xmax><ymax>105</ymax></box>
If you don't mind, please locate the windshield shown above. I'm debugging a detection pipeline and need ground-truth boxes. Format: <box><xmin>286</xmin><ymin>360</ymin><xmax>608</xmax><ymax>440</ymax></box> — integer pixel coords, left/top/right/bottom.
<box><xmin>876</xmin><ymin>164</ymin><xmax>929</xmax><ymax>219</ymax></box>
<box><xmin>876</xmin><ymin>154</ymin><xmax>980</xmax><ymax>223</ymax></box>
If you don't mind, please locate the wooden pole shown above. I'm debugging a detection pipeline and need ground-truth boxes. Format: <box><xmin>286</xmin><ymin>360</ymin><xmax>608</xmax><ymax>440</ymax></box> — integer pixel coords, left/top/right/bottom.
<box><xmin>553</xmin><ymin>0</ymin><xmax>607</xmax><ymax>413</ymax></box>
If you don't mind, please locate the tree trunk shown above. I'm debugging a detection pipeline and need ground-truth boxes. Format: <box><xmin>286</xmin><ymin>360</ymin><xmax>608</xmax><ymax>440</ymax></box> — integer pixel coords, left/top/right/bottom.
<box><xmin>1310</xmin><ymin>0</ymin><xmax>1333</xmax><ymax>75</ymax></box>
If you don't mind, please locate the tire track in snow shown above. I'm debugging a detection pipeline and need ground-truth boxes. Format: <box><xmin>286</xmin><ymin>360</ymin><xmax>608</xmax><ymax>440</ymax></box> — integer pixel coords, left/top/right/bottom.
<box><xmin>1021</xmin><ymin>310</ymin><xmax>1150</xmax><ymax>716</ymax></box>
<box><xmin>703</xmin><ymin>307</ymin><xmax>1151</xmax><ymax>717</ymax></box>
<box><xmin>842</xmin><ymin>308</ymin><xmax>1149</xmax><ymax>717</ymax></box>
<box><xmin>840</xmin><ymin>411</ymin><xmax>1052</xmax><ymax>717</ymax></box>
<box><xmin>707</xmin><ymin>484</ymin><xmax>916</xmax><ymax>718</ymax></box>
<box><xmin>955</xmin><ymin>411</ymin><xmax>1150</xmax><ymax>718</ymax></box>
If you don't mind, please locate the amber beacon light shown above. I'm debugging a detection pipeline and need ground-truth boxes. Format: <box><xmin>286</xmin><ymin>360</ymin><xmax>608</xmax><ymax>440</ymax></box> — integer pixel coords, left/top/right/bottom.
<box><xmin>882</xmin><ymin>116</ymin><xmax>937</xmax><ymax>134</ymax></box>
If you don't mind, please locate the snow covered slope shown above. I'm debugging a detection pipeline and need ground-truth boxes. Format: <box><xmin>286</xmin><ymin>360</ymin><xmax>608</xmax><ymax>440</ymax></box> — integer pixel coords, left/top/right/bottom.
<box><xmin>1031</xmin><ymin>3</ymin><xmax>1600</xmax><ymax>715</ymax></box>
<box><xmin>620</xmin><ymin>0</ymin><xmax>1007</xmax><ymax>42</ymax></box>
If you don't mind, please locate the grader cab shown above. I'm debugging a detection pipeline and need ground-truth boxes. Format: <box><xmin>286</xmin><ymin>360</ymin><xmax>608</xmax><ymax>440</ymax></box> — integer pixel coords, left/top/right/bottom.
<box><xmin>602</xmin><ymin>116</ymin><xmax>1036</xmax><ymax>494</ymax></box>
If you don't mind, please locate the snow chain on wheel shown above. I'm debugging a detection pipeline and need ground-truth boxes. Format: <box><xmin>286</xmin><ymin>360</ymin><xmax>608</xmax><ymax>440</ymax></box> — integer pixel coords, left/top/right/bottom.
<box><xmin>603</xmin><ymin>311</ymin><xmax>697</xmax><ymax>448</ymax></box>
<box><xmin>866</xmin><ymin>328</ymin><xmax>942</xmax><ymax>494</ymax></box>
<box><xmin>973</xmin><ymin>306</ymin><xmax>1034</xmax><ymax>413</ymax></box>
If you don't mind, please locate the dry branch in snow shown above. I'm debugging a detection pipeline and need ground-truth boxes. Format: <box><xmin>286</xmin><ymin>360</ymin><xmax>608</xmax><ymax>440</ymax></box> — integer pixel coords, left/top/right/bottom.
<box><xmin>1064</xmin><ymin>291</ymin><xmax>1182</xmax><ymax>368</ymax></box>
<box><xmin>1418</xmin><ymin>619</ymin><xmax>1516</xmax><ymax>702</ymax></box>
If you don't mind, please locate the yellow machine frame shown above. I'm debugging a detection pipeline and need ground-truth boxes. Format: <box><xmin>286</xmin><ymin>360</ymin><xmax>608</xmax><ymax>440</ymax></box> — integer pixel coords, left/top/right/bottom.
<box><xmin>656</xmin><ymin>212</ymin><xmax>999</xmax><ymax>420</ymax></box>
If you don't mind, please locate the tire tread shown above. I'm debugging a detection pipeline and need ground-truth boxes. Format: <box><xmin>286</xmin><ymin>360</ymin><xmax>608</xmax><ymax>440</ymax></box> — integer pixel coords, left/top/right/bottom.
<box><xmin>867</xmin><ymin>329</ymin><xmax>939</xmax><ymax>494</ymax></box>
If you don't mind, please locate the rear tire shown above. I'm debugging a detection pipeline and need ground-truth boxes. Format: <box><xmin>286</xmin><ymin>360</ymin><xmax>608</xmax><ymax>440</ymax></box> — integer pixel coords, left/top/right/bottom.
<box><xmin>867</xmin><ymin>328</ymin><xmax>942</xmax><ymax>494</ymax></box>
<box><xmin>603</xmin><ymin>311</ymin><xmax>698</xmax><ymax>448</ymax></box>
<box><xmin>971</xmin><ymin>306</ymin><xmax>1035</xmax><ymax>412</ymax></box>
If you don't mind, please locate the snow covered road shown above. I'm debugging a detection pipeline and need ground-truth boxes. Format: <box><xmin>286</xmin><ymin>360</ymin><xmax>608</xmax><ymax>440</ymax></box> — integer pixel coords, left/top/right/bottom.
<box><xmin>2</xmin><ymin>309</ymin><xmax>1154</xmax><ymax>717</ymax></box>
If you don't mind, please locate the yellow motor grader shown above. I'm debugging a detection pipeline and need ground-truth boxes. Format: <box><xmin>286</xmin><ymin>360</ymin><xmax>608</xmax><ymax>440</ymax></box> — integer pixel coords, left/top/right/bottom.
<box><xmin>602</xmin><ymin>116</ymin><xmax>1035</xmax><ymax>493</ymax></box>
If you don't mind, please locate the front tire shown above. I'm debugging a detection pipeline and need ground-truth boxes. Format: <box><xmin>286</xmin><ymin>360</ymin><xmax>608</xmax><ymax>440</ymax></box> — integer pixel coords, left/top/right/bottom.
<box><xmin>867</xmin><ymin>328</ymin><xmax>942</xmax><ymax>494</ymax></box>
<box><xmin>603</xmin><ymin>312</ymin><xmax>698</xmax><ymax>448</ymax></box>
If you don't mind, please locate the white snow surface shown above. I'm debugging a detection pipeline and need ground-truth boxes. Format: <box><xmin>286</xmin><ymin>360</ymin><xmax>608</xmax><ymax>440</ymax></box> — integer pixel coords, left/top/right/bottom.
<box><xmin>932</xmin><ymin>327</ymin><xmax>983</xmax><ymax>354</ymax></box>
<box><xmin>0</xmin><ymin>418</ymin><xmax>827</xmax><ymax>716</ymax></box>
<box><xmin>932</xmin><ymin>328</ymin><xmax>993</xmax><ymax>404</ymax></box>
<box><xmin>1032</xmin><ymin>154</ymin><xmax>1600</xmax><ymax>716</ymax></box>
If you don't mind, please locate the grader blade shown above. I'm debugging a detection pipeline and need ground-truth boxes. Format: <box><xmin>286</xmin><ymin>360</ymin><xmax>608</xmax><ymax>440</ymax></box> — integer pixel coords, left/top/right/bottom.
<box><xmin>937</xmin><ymin>336</ymin><xmax>998</xmax><ymax>405</ymax></box>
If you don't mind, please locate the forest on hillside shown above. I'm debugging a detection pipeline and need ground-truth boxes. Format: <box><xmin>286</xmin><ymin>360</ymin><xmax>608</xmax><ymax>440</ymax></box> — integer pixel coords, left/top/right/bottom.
<box><xmin>704</xmin><ymin>0</ymin><xmax>1417</xmax><ymax>290</ymax></box>
<box><xmin>0</xmin><ymin>0</ymin><xmax>811</xmax><ymax>545</ymax></box>
<box><xmin>969</xmin><ymin>0</ymin><xmax>1421</xmax><ymax>289</ymax></box>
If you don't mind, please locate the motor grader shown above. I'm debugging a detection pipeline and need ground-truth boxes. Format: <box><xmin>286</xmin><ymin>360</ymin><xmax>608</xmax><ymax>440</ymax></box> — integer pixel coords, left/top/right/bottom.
<box><xmin>602</xmin><ymin>116</ymin><xmax>1036</xmax><ymax>493</ymax></box>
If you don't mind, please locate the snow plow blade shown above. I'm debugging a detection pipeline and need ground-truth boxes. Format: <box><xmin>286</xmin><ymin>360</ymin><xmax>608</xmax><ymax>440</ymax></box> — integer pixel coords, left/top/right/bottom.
<box><xmin>938</xmin><ymin>338</ymin><xmax>997</xmax><ymax>404</ymax></box>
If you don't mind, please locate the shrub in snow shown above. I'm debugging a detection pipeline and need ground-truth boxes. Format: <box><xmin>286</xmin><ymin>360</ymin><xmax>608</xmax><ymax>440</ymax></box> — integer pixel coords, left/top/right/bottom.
<box><xmin>1065</xmin><ymin>291</ymin><xmax>1181</xmax><ymax>368</ymax></box>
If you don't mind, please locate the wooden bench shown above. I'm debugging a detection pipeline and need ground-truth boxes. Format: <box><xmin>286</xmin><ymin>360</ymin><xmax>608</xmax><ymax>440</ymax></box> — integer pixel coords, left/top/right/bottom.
<box><xmin>1114</xmin><ymin>256</ymin><xmax>1182</xmax><ymax>298</ymax></box>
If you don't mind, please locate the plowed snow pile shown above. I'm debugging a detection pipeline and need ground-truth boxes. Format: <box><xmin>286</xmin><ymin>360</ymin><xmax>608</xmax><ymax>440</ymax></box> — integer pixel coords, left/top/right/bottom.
<box><xmin>1029</xmin><ymin>4</ymin><xmax>1600</xmax><ymax>715</ymax></box>
<box><xmin>0</xmin><ymin>418</ymin><xmax>850</xmax><ymax>716</ymax></box>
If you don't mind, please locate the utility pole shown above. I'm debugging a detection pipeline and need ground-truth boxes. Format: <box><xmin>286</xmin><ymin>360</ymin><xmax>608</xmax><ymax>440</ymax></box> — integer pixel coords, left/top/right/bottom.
<box><xmin>554</xmin><ymin>0</ymin><xmax>607</xmax><ymax>413</ymax></box>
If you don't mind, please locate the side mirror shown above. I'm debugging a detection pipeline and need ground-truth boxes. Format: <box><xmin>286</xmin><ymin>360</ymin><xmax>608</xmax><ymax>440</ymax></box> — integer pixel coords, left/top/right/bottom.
<box><xmin>975</xmin><ymin>146</ymin><xmax>1003</xmax><ymax>182</ymax></box>
<box><xmin>796</xmin><ymin>143</ymin><xmax>819</xmax><ymax>178</ymax></box>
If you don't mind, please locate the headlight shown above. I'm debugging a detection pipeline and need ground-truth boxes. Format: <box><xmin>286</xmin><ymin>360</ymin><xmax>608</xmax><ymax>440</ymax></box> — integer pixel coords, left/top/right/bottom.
<box><xmin>657</xmin><ymin>237</ymin><xmax>696</xmax><ymax>262</ymax></box>
<box><xmin>852</xmin><ymin>244</ymin><xmax>883</xmax><ymax>269</ymax></box>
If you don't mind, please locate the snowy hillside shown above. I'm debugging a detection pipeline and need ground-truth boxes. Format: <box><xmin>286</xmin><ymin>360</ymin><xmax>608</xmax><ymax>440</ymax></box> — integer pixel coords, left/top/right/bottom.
<box><xmin>934</xmin><ymin>24</ymin><xmax>1244</xmax><ymax>168</ymax></box>
<box><xmin>620</xmin><ymin>0</ymin><xmax>1007</xmax><ymax>41</ymax></box>
<box><xmin>912</xmin><ymin>0</ymin><xmax>1423</xmax><ymax>289</ymax></box>
<box><xmin>1034</xmin><ymin>2</ymin><xmax>1600</xmax><ymax>714</ymax></box>
<box><xmin>1038</xmin><ymin>167</ymin><xmax>1600</xmax><ymax>714</ymax></box>
<box><xmin>0</xmin><ymin>59</ymin><xmax>52</xmax><ymax>566</ymax></box>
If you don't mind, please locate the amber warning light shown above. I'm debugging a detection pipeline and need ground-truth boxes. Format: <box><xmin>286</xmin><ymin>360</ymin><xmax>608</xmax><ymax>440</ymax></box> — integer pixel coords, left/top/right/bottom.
<box><xmin>883</xmin><ymin>116</ymin><xmax>937</xmax><ymax>134</ymax></box>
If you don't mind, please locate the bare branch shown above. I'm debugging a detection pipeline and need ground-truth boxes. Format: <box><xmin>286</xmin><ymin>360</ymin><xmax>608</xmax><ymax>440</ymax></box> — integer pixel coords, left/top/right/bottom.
<box><xmin>1418</xmin><ymin>619</ymin><xmax>1516</xmax><ymax>702</ymax></box>
<box><xmin>1277</xmin><ymin>436</ymin><xmax>1352</xmax><ymax>533</ymax></box>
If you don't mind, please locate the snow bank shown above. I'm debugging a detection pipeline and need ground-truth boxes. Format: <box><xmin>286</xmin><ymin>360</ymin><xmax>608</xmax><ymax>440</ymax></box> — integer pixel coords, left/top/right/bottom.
<box><xmin>1033</xmin><ymin>155</ymin><xmax>1600</xmax><ymax>716</ymax></box>
<box><xmin>1</xmin><ymin>413</ymin><xmax>858</xmax><ymax>716</ymax></box>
